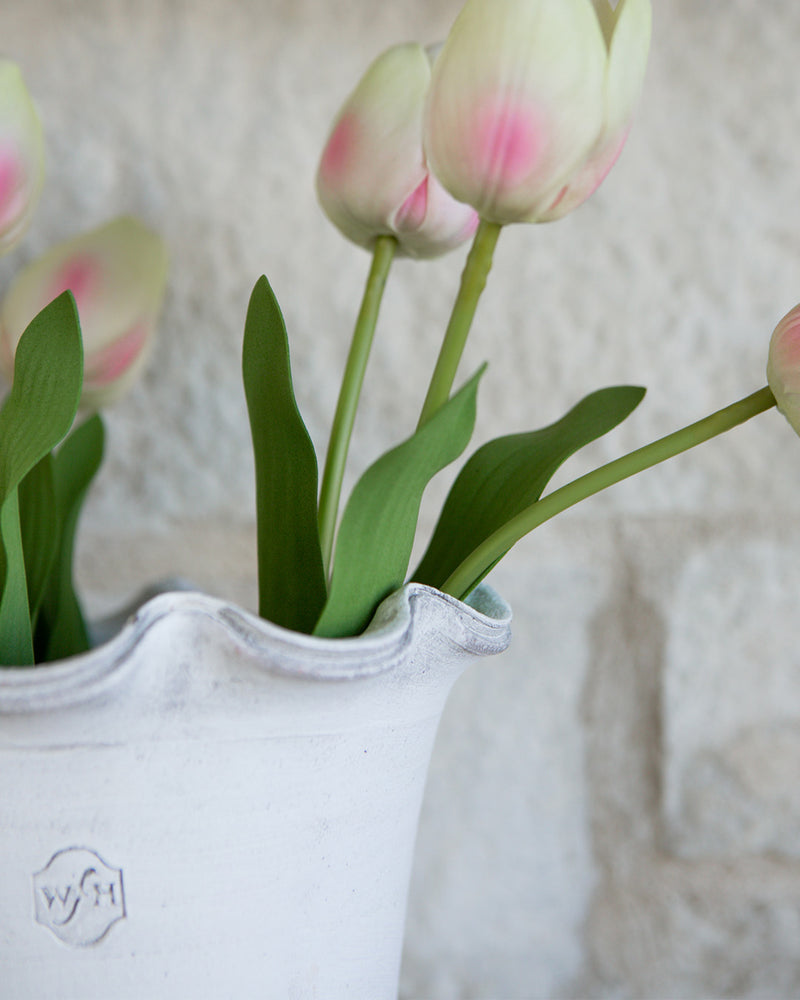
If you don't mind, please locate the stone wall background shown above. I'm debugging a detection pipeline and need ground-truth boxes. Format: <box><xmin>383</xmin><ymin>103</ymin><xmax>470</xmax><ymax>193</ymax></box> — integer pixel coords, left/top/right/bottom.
<box><xmin>3</xmin><ymin>0</ymin><xmax>800</xmax><ymax>996</ymax></box>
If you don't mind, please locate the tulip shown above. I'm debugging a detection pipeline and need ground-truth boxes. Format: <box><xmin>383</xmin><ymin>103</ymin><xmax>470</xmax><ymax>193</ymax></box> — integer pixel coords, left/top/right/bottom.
<box><xmin>0</xmin><ymin>60</ymin><xmax>45</xmax><ymax>253</ymax></box>
<box><xmin>316</xmin><ymin>42</ymin><xmax>478</xmax><ymax>259</ymax></box>
<box><xmin>767</xmin><ymin>304</ymin><xmax>800</xmax><ymax>436</ymax></box>
<box><xmin>423</xmin><ymin>0</ymin><xmax>652</xmax><ymax>225</ymax></box>
<box><xmin>0</xmin><ymin>216</ymin><xmax>168</xmax><ymax>409</ymax></box>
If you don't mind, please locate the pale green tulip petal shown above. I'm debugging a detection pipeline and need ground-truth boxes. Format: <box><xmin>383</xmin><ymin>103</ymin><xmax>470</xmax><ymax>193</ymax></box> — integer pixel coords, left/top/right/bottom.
<box><xmin>0</xmin><ymin>61</ymin><xmax>45</xmax><ymax>253</ymax></box>
<box><xmin>538</xmin><ymin>127</ymin><xmax>629</xmax><ymax>221</ymax></box>
<box><xmin>316</xmin><ymin>43</ymin><xmax>476</xmax><ymax>257</ymax></box>
<box><xmin>604</xmin><ymin>0</ymin><xmax>653</xmax><ymax>137</ymax></box>
<box><xmin>390</xmin><ymin>172</ymin><xmax>479</xmax><ymax>259</ymax></box>
<box><xmin>767</xmin><ymin>304</ymin><xmax>800</xmax><ymax>436</ymax></box>
<box><xmin>317</xmin><ymin>44</ymin><xmax>430</xmax><ymax>247</ymax></box>
<box><xmin>424</xmin><ymin>0</ymin><xmax>607</xmax><ymax>224</ymax></box>
<box><xmin>538</xmin><ymin>0</ymin><xmax>651</xmax><ymax>222</ymax></box>
<box><xmin>0</xmin><ymin>217</ymin><xmax>168</xmax><ymax>409</ymax></box>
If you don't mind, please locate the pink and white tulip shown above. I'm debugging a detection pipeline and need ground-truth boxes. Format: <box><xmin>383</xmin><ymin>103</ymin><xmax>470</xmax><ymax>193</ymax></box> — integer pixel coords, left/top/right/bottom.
<box><xmin>0</xmin><ymin>61</ymin><xmax>45</xmax><ymax>253</ymax></box>
<box><xmin>0</xmin><ymin>216</ymin><xmax>168</xmax><ymax>409</ymax></box>
<box><xmin>316</xmin><ymin>42</ymin><xmax>478</xmax><ymax>259</ymax></box>
<box><xmin>423</xmin><ymin>0</ymin><xmax>652</xmax><ymax>225</ymax></box>
<box><xmin>767</xmin><ymin>304</ymin><xmax>800</xmax><ymax>436</ymax></box>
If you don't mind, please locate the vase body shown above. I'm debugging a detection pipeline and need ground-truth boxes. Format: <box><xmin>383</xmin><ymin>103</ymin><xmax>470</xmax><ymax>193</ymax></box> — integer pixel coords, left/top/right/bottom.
<box><xmin>0</xmin><ymin>583</ymin><xmax>510</xmax><ymax>1000</ymax></box>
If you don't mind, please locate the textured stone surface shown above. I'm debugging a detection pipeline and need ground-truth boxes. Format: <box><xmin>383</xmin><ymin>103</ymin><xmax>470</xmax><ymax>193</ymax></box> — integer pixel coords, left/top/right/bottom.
<box><xmin>662</xmin><ymin>531</ymin><xmax>800</xmax><ymax>860</ymax></box>
<box><xmin>401</xmin><ymin>539</ymin><xmax>606</xmax><ymax>999</ymax></box>
<box><xmin>4</xmin><ymin>0</ymin><xmax>800</xmax><ymax>996</ymax></box>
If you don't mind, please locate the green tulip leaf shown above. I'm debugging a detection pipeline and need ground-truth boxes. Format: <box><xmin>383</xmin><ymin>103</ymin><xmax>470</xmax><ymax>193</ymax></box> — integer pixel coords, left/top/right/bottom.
<box><xmin>314</xmin><ymin>366</ymin><xmax>485</xmax><ymax>638</ymax></box>
<box><xmin>243</xmin><ymin>275</ymin><xmax>327</xmax><ymax>633</ymax></box>
<box><xmin>18</xmin><ymin>452</ymin><xmax>58</xmax><ymax>632</ymax></box>
<box><xmin>0</xmin><ymin>492</ymin><xmax>31</xmax><ymax>666</ymax></box>
<box><xmin>35</xmin><ymin>413</ymin><xmax>105</xmax><ymax>662</ymax></box>
<box><xmin>413</xmin><ymin>385</ymin><xmax>646</xmax><ymax>590</ymax></box>
<box><xmin>0</xmin><ymin>292</ymin><xmax>83</xmax><ymax>665</ymax></box>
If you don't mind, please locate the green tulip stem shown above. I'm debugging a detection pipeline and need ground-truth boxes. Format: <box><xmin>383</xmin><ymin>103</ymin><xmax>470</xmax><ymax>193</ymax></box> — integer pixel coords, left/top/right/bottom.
<box><xmin>417</xmin><ymin>219</ymin><xmax>502</xmax><ymax>428</ymax></box>
<box><xmin>318</xmin><ymin>235</ymin><xmax>397</xmax><ymax>574</ymax></box>
<box><xmin>441</xmin><ymin>385</ymin><xmax>777</xmax><ymax>600</ymax></box>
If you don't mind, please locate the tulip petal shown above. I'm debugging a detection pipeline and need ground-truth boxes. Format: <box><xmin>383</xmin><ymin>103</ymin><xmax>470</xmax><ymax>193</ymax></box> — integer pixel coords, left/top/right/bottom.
<box><xmin>424</xmin><ymin>0</ymin><xmax>608</xmax><ymax>223</ymax></box>
<box><xmin>317</xmin><ymin>44</ymin><xmax>431</xmax><ymax>249</ymax></box>
<box><xmin>0</xmin><ymin>150</ymin><xmax>23</xmax><ymax>226</ymax></box>
<box><xmin>767</xmin><ymin>304</ymin><xmax>800</xmax><ymax>436</ymax></box>
<box><xmin>84</xmin><ymin>321</ymin><xmax>149</xmax><ymax>390</ymax></box>
<box><xmin>0</xmin><ymin>216</ymin><xmax>168</xmax><ymax>409</ymax></box>
<box><xmin>538</xmin><ymin>125</ymin><xmax>629</xmax><ymax>221</ymax></box>
<box><xmin>394</xmin><ymin>176</ymin><xmax>429</xmax><ymax>233</ymax></box>
<box><xmin>0</xmin><ymin>61</ymin><xmax>45</xmax><ymax>253</ymax></box>
<box><xmin>389</xmin><ymin>171</ymin><xmax>479</xmax><ymax>259</ymax></box>
<box><xmin>317</xmin><ymin>42</ymin><xmax>477</xmax><ymax>257</ymax></box>
<box><xmin>538</xmin><ymin>0</ymin><xmax>651</xmax><ymax>221</ymax></box>
<box><xmin>604</xmin><ymin>0</ymin><xmax>652</xmax><ymax>137</ymax></box>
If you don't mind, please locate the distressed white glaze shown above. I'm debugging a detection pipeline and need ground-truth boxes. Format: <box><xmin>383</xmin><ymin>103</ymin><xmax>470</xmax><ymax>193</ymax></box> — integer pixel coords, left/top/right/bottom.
<box><xmin>0</xmin><ymin>583</ymin><xmax>510</xmax><ymax>1000</ymax></box>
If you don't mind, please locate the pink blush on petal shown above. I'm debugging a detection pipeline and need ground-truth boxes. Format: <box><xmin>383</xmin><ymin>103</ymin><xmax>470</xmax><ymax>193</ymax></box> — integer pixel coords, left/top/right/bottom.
<box><xmin>543</xmin><ymin>128</ymin><xmax>630</xmax><ymax>220</ymax></box>
<box><xmin>777</xmin><ymin>316</ymin><xmax>800</xmax><ymax>366</ymax></box>
<box><xmin>394</xmin><ymin>176</ymin><xmax>429</xmax><ymax>232</ymax></box>
<box><xmin>0</xmin><ymin>149</ymin><xmax>20</xmax><ymax>209</ymax></box>
<box><xmin>0</xmin><ymin>148</ymin><xmax>22</xmax><ymax>225</ymax></box>
<box><xmin>48</xmin><ymin>255</ymin><xmax>101</xmax><ymax>312</ymax></box>
<box><xmin>547</xmin><ymin>185</ymin><xmax>569</xmax><ymax>213</ymax></box>
<box><xmin>84</xmin><ymin>321</ymin><xmax>149</xmax><ymax>388</ymax></box>
<box><xmin>470</xmin><ymin>100</ymin><xmax>546</xmax><ymax>190</ymax></box>
<box><xmin>583</xmin><ymin>129</ymin><xmax>629</xmax><ymax>200</ymax></box>
<box><xmin>319</xmin><ymin>113</ymin><xmax>359</xmax><ymax>182</ymax></box>
<box><xmin>459</xmin><ymin>210</ymin><xmax>480</xmax><ymax>241</ymax></box>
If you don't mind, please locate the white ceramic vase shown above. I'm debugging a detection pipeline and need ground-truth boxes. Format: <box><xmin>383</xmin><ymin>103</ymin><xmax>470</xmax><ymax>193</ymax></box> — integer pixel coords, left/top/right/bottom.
<box><xmin>0</xmin><ymin>582</ymin><xmax>511</xmax><ymax>1000</ymax></box>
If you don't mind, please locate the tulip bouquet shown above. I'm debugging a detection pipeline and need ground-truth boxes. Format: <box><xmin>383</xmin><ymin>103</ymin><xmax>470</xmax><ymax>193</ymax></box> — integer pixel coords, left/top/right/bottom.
<box><xmin>1</xmin><ymin>0</ymin><xmax>798</xmax><ymax>665</ymax></box>
<box><xmin>0</xmin><ymin>63</ymin><xmax>167</xmax><ymax>666</ymax></box>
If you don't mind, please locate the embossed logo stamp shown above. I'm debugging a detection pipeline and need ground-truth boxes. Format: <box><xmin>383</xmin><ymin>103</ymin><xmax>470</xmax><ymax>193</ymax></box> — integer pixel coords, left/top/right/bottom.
<box><xmin>33</xmin><ymin>847</ymin><xmax>126</xmax><ymax>947</ymax></box>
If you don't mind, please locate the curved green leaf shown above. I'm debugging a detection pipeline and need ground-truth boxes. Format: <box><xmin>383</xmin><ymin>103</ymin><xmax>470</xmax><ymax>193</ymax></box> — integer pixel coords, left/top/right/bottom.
<box><xmin>314</xmin><ymin>367</ymin><xmax>485</xmax><ymax>638</ymax></box>
<box><xmin>413</xmin><ymin>385</ymin><xmax>646</xmax><ymax>590</ymax></box>
<box><xmin>243</xmin><ymin>276</ymin><xmax>327</xmax><ymax>633</ymax></box>
<box><xmin>0</xmin><ymin>492</ymin><xmax>30</xmax><ymax>664</ymax></box>
<box><xmin>0</xmin><ymin>292</ymin><xmax>83</xmax><ymax>665</ymax></box>
<box><xmin>35</xmin><ymin>413</ymin><xmax>105</xmax><ymax>662</ymax></box>
<box><xmin>19</xmin><ymin>452</ymin><xmax>58</xmax><ymax>631</ymax></box>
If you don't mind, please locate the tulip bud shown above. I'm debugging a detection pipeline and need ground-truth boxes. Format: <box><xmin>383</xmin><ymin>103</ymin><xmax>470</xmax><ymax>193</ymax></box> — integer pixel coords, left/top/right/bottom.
<box><xmin>539</xmin><ymin>0</ymin><xmax>652</xmax><ymax>221</ymax></box>
<box><xmin>424</xmin><ymin>0</ymin><xmax>651</xmax><ymax>225</ymax></box>
<box><xmin>0</xmin><ymin>60</ymin><xmax>45</xmax><ymax>253</ymax></box>
<box><xmin>767</xmin><ymin>304</ymin><xmax>800</xmax><ymax>436</ymax></box>
<box><xmin>316</xmin><ymin>42</ymin><xmax>478</xmax><ymax>259</ymax></box>
<box><xmin>0</xmin><ymin>216</ymin><xmax>168</xmax><ymax>409</ymax></box>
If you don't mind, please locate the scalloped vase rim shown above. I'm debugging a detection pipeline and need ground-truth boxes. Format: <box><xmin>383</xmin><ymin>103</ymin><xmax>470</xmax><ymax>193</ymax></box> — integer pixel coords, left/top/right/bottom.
<box><xmin>0</xmin><ymin>581</ymin><xmax>512</xmax><ymax>712</ymax></box>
